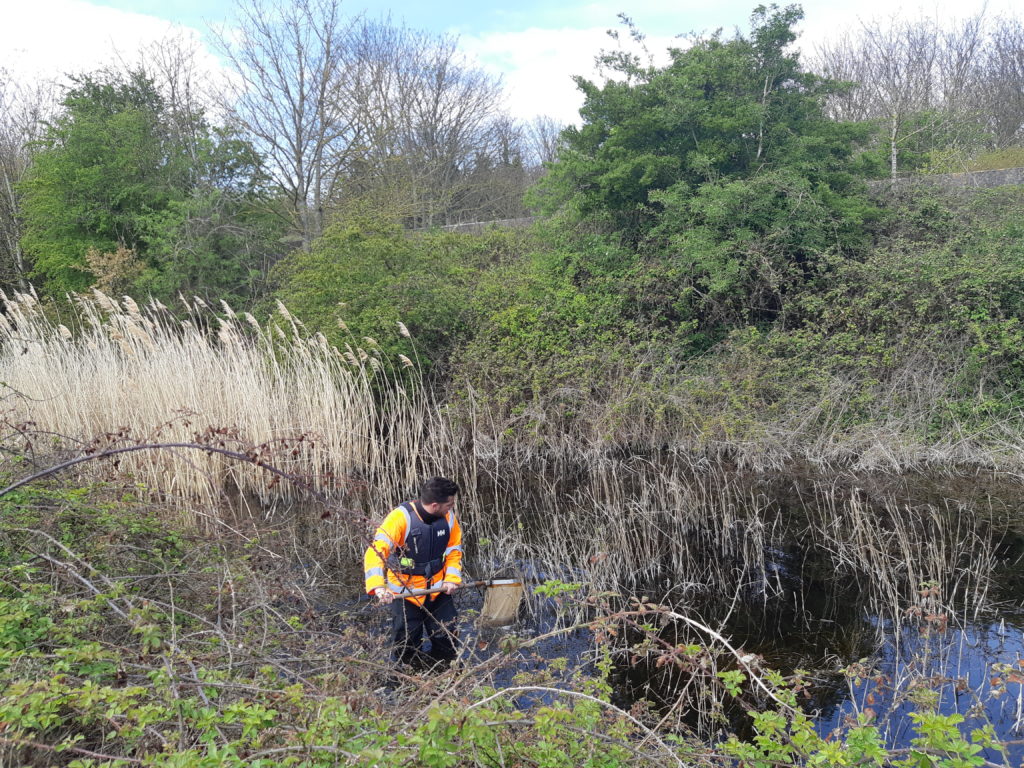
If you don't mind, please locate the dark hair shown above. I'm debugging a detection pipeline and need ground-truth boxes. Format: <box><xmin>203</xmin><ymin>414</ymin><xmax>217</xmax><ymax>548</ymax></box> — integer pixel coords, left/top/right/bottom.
<box><xmin>420</xmin><ymin>476</ymin><xmax>459</xmax><ymax>504</ymax></box>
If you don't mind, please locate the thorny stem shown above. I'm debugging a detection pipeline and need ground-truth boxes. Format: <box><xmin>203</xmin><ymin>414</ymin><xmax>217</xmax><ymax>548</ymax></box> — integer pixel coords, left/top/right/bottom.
<box><xmin>0</xmin><ymin>440</ymin><xmax>359</xmax><ymax>519</ymax></box>
<box><xmin>659</xmin><ymin>608</ymin><xmax>796</xmax><ymax>713</ymax></box>
<box><xmin>246</xmin><ymin>744</ymin><xmax>359</xmax><ymax>761</ymax></box>
<box><xmin>0</xmin><ymin>735</ymin><xmax>142</xmax><ymax>764</ymax></box>
<box><xmin>482</xmin><ymin>718</ymin><xmax>693</xmax><ymax>765</ymax></box>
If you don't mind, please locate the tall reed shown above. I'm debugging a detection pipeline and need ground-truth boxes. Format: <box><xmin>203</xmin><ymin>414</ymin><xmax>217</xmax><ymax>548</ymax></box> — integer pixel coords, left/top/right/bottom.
<box><xmin>0</xmin><ymin>290</ymin><xmax>1013</xmax><ymax>630</ymax></box>
<box><xmin>0</xmin><ymin>291</ymin><xmax>438</xmax><ymax>561</ymax></box>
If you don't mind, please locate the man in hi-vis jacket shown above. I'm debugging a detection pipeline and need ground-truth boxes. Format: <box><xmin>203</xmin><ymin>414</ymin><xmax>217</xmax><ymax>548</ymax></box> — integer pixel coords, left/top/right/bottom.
<box><xmin>364</xmin><ymin>477</ymin><xmax>463</xmax><ymax>669</ymax></box>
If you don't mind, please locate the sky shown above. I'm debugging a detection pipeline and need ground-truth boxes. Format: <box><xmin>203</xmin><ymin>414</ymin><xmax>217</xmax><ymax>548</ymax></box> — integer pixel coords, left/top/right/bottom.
<box><xmin>2</xmin><ymin>0</ymin><xmax>1019</xmax><ymax>125</ymax></box>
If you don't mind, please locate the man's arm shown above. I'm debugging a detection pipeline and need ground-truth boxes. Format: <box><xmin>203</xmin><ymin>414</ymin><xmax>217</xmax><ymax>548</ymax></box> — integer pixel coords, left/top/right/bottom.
<box><xmin>364</xmin><ymin>508</ymin><xmax>406</xmax><ymax>602</ymax></box>
<box><xmin>440</xmin><ymin>512</ymin><xmax>464</xmax><ymax>593</ymax></box>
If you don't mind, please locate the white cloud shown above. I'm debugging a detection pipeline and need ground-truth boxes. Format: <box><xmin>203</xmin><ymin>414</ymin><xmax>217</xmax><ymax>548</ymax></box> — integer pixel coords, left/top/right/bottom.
<box><xmin>462</xmin><ymin>27</ymin><xmax>601</xmax><ymax>125</ymax></box>
<box><xmin>797</xmin><ymin>0</ymin><xmax>1022</xmax><ymax>52</ymax></box>
<box><xmin>462</xmin><ymin>0</ymin><xmax>1023</xmax><ymax>127</ymax></box>
<box><xmin>462</xmin><ymin>26</ymin><xmax>684</xmax><ymax>126</ymax></box>
<box><xmin>0</xmin><ymin>0</ymin><xmax>225</xmax><ymax>87</ymax></box>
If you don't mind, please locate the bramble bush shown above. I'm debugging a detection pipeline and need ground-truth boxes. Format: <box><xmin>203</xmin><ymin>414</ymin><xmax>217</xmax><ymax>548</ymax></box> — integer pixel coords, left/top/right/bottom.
<box><xmin>0</xmin><ymin>476</ymin><xmax>1012</xmax><ymax>767</ymax></box>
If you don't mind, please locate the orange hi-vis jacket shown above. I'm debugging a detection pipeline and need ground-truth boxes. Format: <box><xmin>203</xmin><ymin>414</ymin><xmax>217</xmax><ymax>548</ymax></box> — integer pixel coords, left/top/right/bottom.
<box><xmin>364</xmin><ymin>501</ymin><xmax>463</xmax><ymax>607</ymax></box>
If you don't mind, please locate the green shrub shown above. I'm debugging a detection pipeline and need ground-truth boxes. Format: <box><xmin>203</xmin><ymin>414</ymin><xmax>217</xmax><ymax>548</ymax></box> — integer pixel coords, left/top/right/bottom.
<box><xmin>271</xmin><ymin>216</ymin><xmax>528</xmax><ymax>375</ymax></box>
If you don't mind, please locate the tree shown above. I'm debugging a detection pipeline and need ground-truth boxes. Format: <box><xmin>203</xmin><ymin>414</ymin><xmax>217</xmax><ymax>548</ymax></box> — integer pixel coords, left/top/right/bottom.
<box><xmin>980</xmin><ymin>17</ymin><xmax>1024</xmax><ymax>147</ymax></box>
<box><xmin>534</xmin><ymin>5</ymin><xmax>876</xmax><ymax>333</ymax></box>
<box><xmin>525</xmin><ymin>115</ymin><xmax>566</xmax><ymax>166</ymax></box>
<box><xmin>19</xmin><ymin>70</ymin><xmax>175</xmax><ymax>292</ymax></box>
<box><xmin>813</xmin><ymin>12</ymin><xmax>1024</xmax><ymax>175</ymax></box>
<box><xmin>214</xmin><ymin>0</ymin><xmax>354</xmax><ymax>250</ymax></box>
<box><xmin>137</xmin><ymin>33</ymin><xmax>222</xmax><ymax>170</ymax></box>
<box><xmin>452</xmin><ymin>115</ymin><xmax>531</xmax><ymax>222</ymax></box>
<box><xmin>271</xmin><ymin>216</ymin><xmax>520</xmax><ymax>371</ymax></box>
<box><xmin>0</xmin><ymin>72</ymin><xmax>56</xmax><ymax>291</ymax></box>
<box><xmin>817</xmin><ymin>15</ymin><xmax>956</xmax><ymax>177</ymax></box>
<box><xmin>218</xmin><ymin>4</ymin><xmax>530</xmax><ymax>237</ymax></box>
<box><xmin>390</xmin><ymin>33</ymin><xmax>506</xmax><ymax>226</ymax></box>
<box><xmin>537</xmin><ymin>5</ymin><xmax>869</xmax><ymax>234</ymax></box>
<box><xmin>336</xmin><ymin>21</ymin><xmax>515</xmax><ymax>227</ymax></box>
<box><xmin>134</xmin><ymin>127</ymin><xmax>282</xmax><ymax>303</ymax></box>
<box><xmin>19</xmin><ymin>67</ymin><xmax>279</xmax><ymax>302</ymax></box>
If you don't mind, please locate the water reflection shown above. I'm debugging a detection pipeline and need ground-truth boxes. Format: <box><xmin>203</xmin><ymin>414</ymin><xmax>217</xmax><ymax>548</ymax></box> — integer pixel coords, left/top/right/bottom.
<box><xmin>467</xmin><ymin>467</ymin><xmax>1024</xmax><ymax>754</ymax></box>
<box><xmin>606</xmin><ymin>522</ymin><xmax>1024</xmax><ymax>757</ymax></box>
<box><xmin>816</xmin><ymin>619</ymin><xmax>1024</xmax><ymax>765</ymax></box>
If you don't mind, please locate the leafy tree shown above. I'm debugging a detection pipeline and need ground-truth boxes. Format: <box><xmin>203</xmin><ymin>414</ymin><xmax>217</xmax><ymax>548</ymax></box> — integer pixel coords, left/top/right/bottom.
<box><xmin>535</xmin><ymin>5</ymin><xmax>878</xmax><ymax>334</ymax></box>
<box><xmin>18</xmin><ymin>68</ymin><xmax>280</xmax><ymax>303</ymax></box>
<box><xmin>19</xmin><ymin>70</ymin><xmax>173</xmax><ymax>292</ymax></box>
<box><xmin>134</xmin><ymin>128</ymin><xmax>283</xmax><ymax>304</ymax></box>
<box><xmin>537</xmin><ymin>7</ymin><xmax>856</xmax><ymax>227</ymax></box>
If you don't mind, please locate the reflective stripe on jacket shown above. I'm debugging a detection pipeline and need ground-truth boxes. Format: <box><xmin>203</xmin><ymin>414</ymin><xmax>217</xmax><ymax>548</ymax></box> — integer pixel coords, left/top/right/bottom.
<box><xmin>363</xmin><ymin>501</ymin><xmax>463</xmax><ymax>606</ymax></box>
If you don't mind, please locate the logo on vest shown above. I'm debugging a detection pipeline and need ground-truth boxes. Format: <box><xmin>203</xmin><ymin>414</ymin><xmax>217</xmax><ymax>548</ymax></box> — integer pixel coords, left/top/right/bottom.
<box><xmin>436</xmin><ymin>530</ymin><xmax>446</xmax><ymax>537</ymax></box>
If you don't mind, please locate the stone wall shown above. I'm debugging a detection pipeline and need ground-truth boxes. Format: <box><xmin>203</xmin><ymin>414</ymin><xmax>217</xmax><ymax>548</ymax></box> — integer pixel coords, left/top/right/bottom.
<box><xmin>407</xmin><ymin>216</ymin><xmax>536</xmax><ymax>235</ymax></box>
<box><xmin>934</xmin><ymin>166</ymin><xmax>1024</xmax><ymax>189</ymax></box>
<box><xmin>416</xmin><ymin>168</ymin><xmax>1024</xmax><ymax>233</ymax></box>
<box><xmin>434</xmin><ymin>216</ymin><xmax>536</xmax><ymax>234</ymax></box>
<box><xmin>873</xmin><ymin>166</ymin><xmax>1024</xmax><ymax>192</ymax></box>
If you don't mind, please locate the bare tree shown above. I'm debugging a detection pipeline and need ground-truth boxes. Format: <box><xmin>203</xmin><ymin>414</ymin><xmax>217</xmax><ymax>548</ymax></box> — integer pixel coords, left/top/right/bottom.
<box><xmin>876</xmin><ymin>19</ymin><xmax>938</xmax><ymax>178</ymax></box>
<box><xmin>456</xmin><ymin>115</ymin><xmax>531</xmax><ymax>222</ymax></box>
<box><xmin>0</xmin><ymin>72</ymin><xmax>56</xmax><ymax>289</ymax></box>
<box><xmin>334</xmin><ymin>21</ymin><xmax>514</xmax><ymax>227</ymax></box>
<box><xmin>814</xmin><ymin>11</ymin><xmax>1024</xmax><ymax>176</ymax></box>
<box><xmin>525</xmin><ymin>115</ymin><xmax>566</xmax><ymax>167</ymax></box>
<box><xmin>937</xmin><ymin>14</ymin><xmax>985</xmax><ymax>114</ymax></box>
<box><xmin>982</xmin><ymin>17</ymin><xmax>1024</xmax><ymax>147</ymax></box>
<box><xmin>333</xmin><ymin>21</ymin><xmax>444</xmax><ymax>223</ymax></box>
<box><xmin>401</xmin><ymin>35</ymin><xmax>505</xmax><ymax>225</ymax></box>
<box><xmin>216</xmin><ymin>4</ymin><xmax>527</xmax><ymax>235</ymax></box>
<box><xmin>136</xmin><ymin>33</ymin><xmax>219</xmax><ymax>170</ymax></box>
<box><xmin>213</xmin><ymin>0</ymin><xmax>356</xmax><ymax>249</ymax></box>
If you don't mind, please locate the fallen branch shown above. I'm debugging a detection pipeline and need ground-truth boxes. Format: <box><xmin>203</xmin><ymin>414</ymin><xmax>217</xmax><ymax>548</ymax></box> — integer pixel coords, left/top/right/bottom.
<box><xmin>0</xmin><ymin>440</ymin><xmax>356</xmax><ymax>520</ymax></box>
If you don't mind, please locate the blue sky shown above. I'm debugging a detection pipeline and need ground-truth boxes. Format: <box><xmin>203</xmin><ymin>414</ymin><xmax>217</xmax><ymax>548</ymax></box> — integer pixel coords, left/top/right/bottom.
<box><xmin>3</xmin><ymin>0</ymin><xmax>1018</xmax><ymax>124</ymax></box>
<box><xmin>78</xmin><ymin>0</ymin><xmax>757</xmax><ymax>37</ymax></box>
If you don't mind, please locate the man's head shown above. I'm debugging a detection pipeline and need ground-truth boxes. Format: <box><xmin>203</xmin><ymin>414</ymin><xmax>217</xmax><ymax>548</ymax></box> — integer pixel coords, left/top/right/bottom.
<box><xmin>419</xmin><ymin>476</ymin><xmax>459</xmax><ymax>517</ymax></box>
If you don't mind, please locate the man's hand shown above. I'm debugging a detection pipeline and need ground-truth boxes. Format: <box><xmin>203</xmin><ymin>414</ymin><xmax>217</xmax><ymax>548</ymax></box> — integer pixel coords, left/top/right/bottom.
<box><xmin>374</xmin><ymin>587</ymin><xmax>394</xmax><ymax>604</ymax></box>
<box><xmin>440</xmin><ymin>581</ymin><xmax>458</xmax><ymax>595</ymax></box>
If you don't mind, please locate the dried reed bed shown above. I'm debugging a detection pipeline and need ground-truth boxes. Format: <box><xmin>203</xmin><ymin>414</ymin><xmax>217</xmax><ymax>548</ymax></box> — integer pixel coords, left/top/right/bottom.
<box><xmin>0</xmin><ymin>290</ymin><xmax>1013</xmax><ymax>630</ymax></box>
<box><xmin>466</xmin><ymin>454</ymin><xmax>1011</xmax><ymax>634</ymax></box>
<box><xmin>0</xmin><ymin>290</ymin><xmax>434</xmax><ymax>549</ymax></box>
<box><xmin>804</xmin><ymin>487</ymin><xmax>1002</xmax><ymax>621</ymax></box>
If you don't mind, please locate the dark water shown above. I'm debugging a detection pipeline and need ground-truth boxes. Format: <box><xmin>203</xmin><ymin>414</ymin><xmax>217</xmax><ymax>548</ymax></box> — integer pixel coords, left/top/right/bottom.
<box><xmin>464</xmin><ymin>468</ymin><xmax>1024</xmax><ymax>759</ymax></box>
<box><xmin>448</xmin><ymin>567</ymin><xmax>1024</xmax><ymax>764</ymax></box>
<box><xmin>330</xmin><ymin>468</ymin><xmax>1024</xmax><ymax>758</ymax></box>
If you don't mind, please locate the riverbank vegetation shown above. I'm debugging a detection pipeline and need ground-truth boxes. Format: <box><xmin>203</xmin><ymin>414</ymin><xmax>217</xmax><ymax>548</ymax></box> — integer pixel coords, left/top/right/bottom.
<box><xmin>1</xmin><ymin>1</ymin><xmax>1024</xmax><ymax>764</ymax></box>
<box><xmin>0</xmin><ymin>474</ymin><xmax>1018</xmax><ymax>767</ymax></box>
